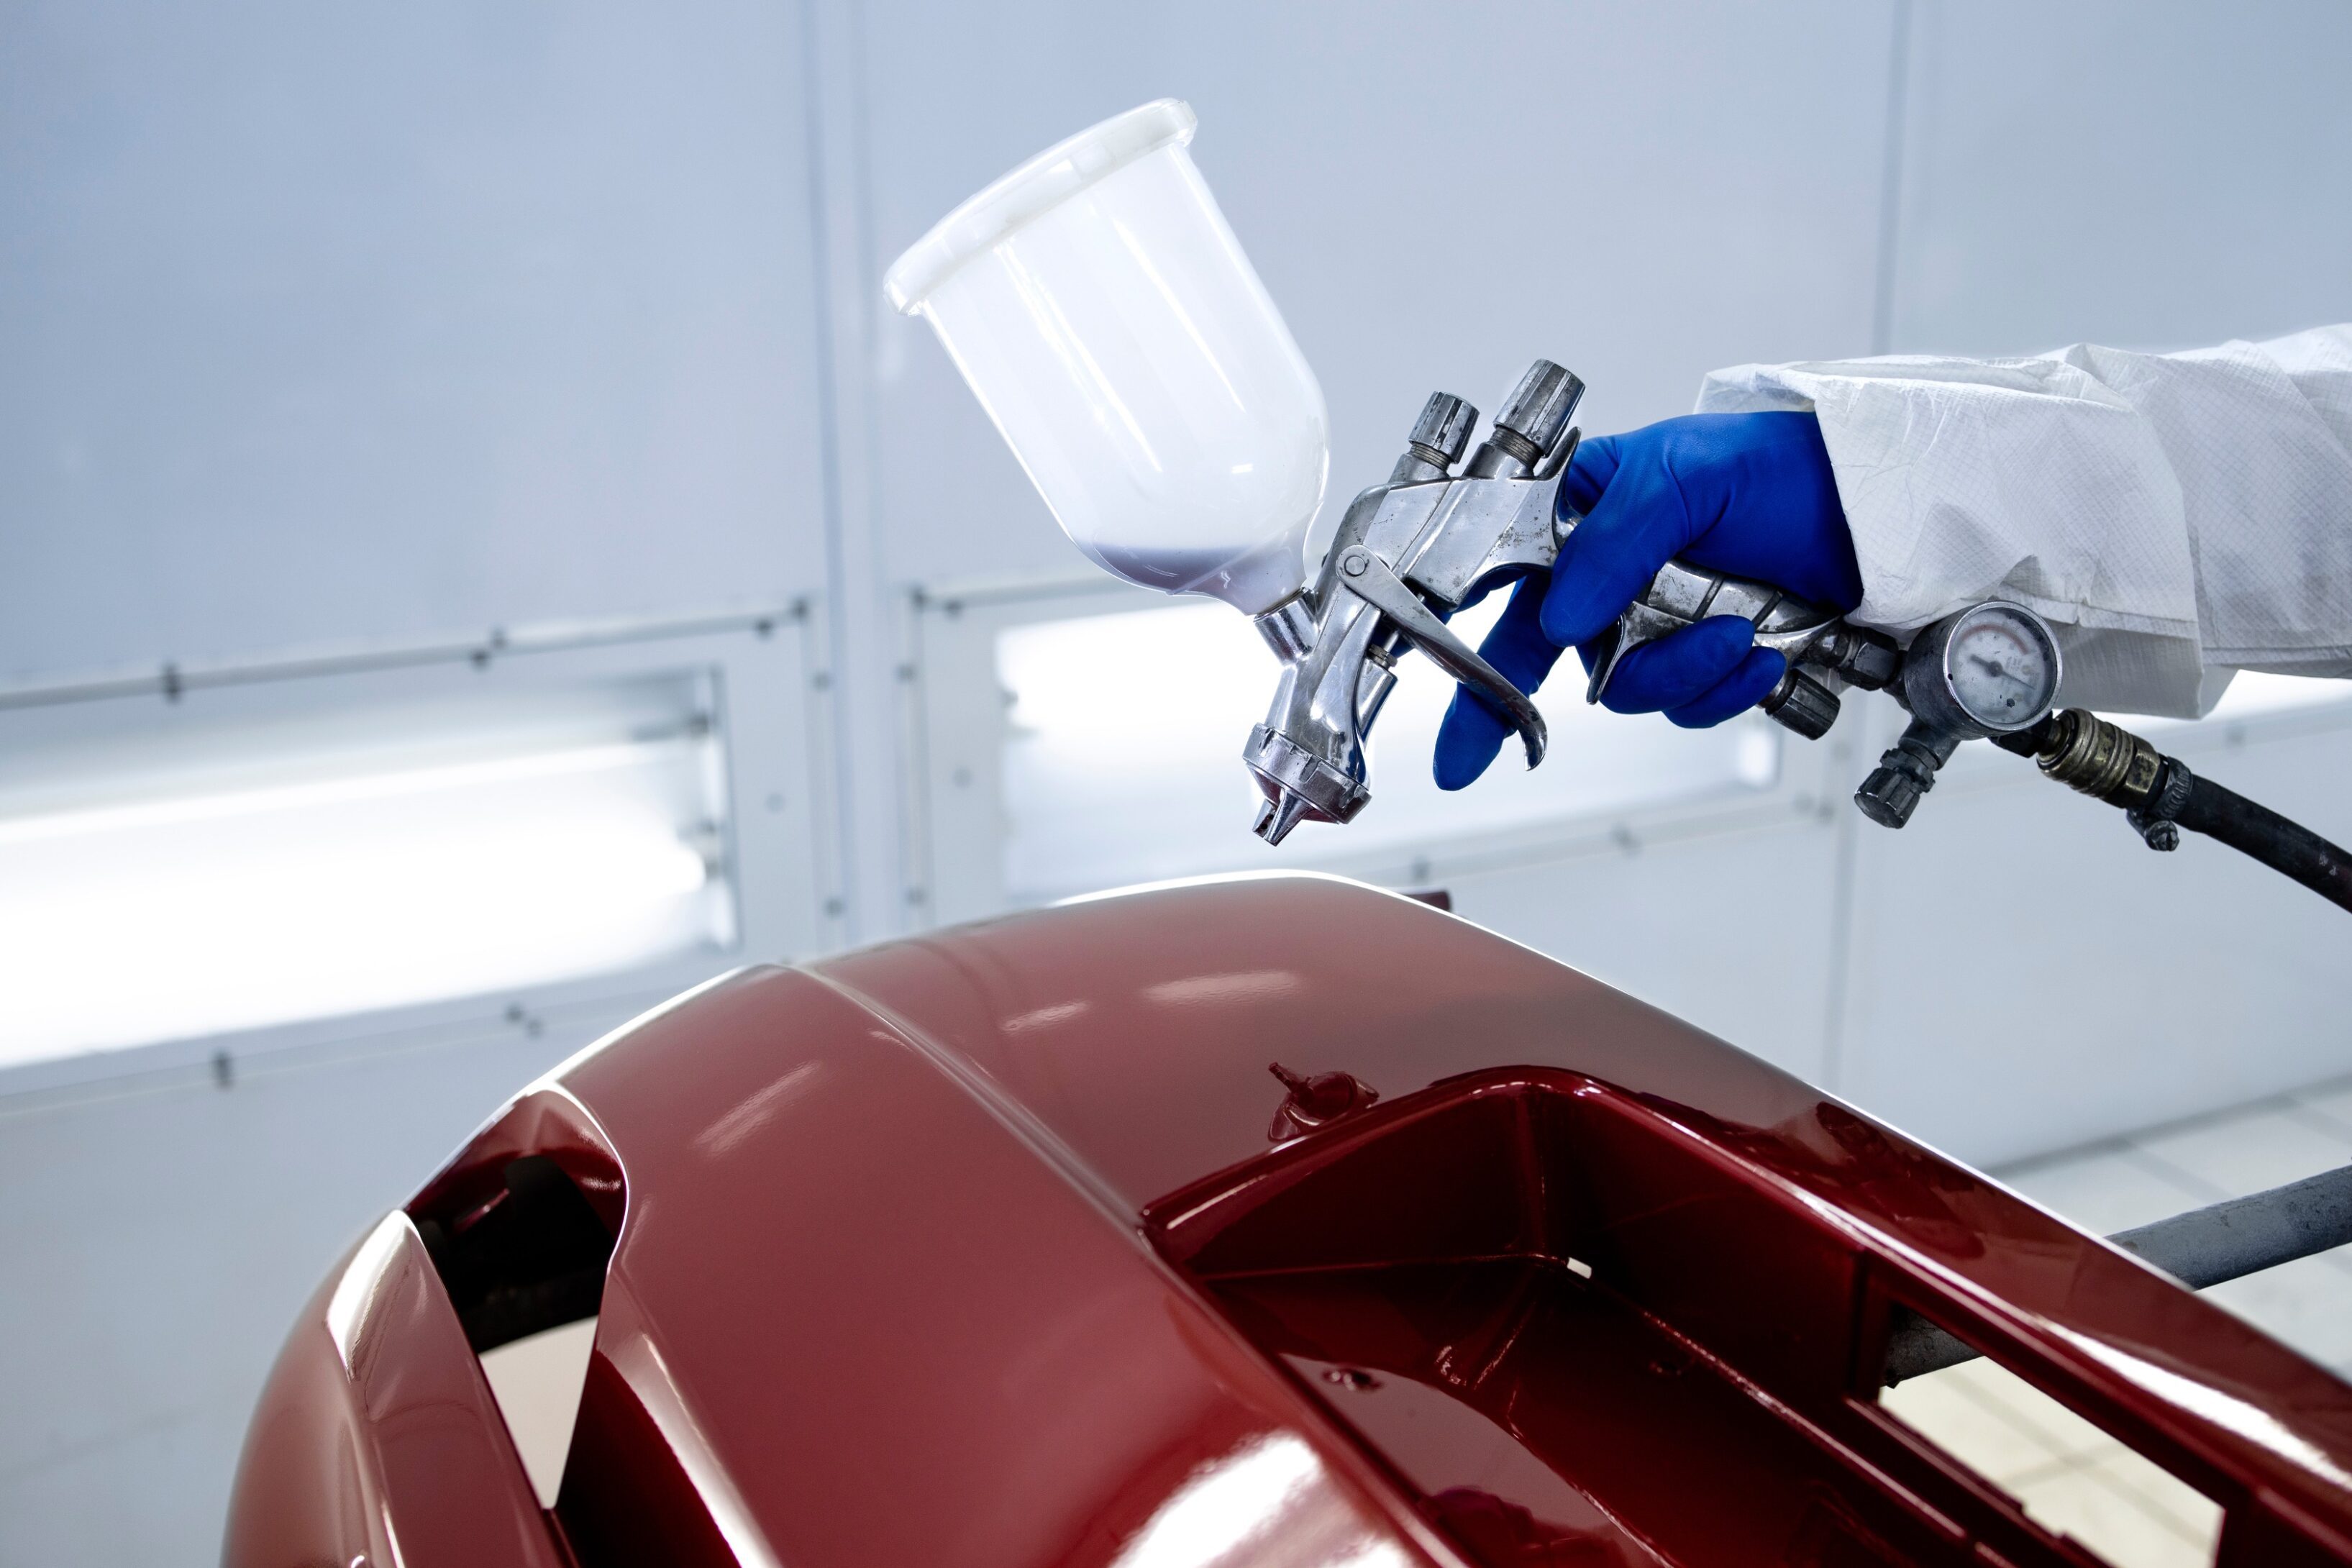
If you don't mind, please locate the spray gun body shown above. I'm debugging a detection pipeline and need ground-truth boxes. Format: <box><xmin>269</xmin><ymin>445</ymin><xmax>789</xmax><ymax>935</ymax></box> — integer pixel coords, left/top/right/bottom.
<box><xmin>1245</xmin><ymin>360</ymin><xmax>1911</xmax><ymax>844</ymax></box>
<box><xmin>1245</xmin><ymin>365</ymin><xmax>1578</xmax><ymax>842</ymax></box>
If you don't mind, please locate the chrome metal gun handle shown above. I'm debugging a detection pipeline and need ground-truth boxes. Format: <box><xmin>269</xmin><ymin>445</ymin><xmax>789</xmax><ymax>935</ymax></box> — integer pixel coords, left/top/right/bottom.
<box><xmin>1580</xmin><ymin>557</ymin><xmax>1901</xmax><ymax>739</ymax></box>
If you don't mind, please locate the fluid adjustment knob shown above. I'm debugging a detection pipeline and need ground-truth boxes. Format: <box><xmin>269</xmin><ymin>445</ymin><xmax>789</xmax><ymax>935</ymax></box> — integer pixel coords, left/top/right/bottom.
<box><xmin>1494</xmin><ymin>360</ymin><xmax>1585</xmax><ymax>462</ymax></box>
<box><xmin>1761</xmin><ymin>669</ymin><xmax>1841</xmax><ymax>740</ymax></box>
<box><xmin>1406</xmin><ymin>392</ymin><xmax>1477</xmax><ymax>470</ymax></box>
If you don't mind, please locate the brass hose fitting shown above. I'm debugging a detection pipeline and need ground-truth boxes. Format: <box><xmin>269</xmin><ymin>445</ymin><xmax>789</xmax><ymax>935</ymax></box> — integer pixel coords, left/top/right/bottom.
<box><xmin>1995</xmin><ymin>707</ymin><xmax>2352</xmax><ymax>909</ymax></box>
<box><xmin>1995</xmin><ymin>708</ymin><xmax>2185</xmax><ymax>848</ymax></box>
<box><xmin>2022</xmin><ymin>708</ymin><xmax>2166</xmax><ymax>807</ymax></box>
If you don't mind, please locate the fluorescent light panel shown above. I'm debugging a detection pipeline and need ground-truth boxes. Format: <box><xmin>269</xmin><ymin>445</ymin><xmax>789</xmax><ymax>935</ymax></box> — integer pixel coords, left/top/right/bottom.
<box><xmin>995</xmin><ymin>600</ymin><xmax>1779</xmax><ymax>901</ymax></box>
<box><xmin>0</xmin><ymin>678</ymin><xmax>734</xmax><ymax>1068</ymax></box>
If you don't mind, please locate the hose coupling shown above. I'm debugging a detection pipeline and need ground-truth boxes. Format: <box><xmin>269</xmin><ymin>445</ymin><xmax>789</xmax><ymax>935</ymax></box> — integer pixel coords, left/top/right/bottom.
<box><xmin>1995</xmin><ymin>708</ymin><xmax>2192</xmax><ymax>851</ymax></box>
<box><xmin>1992</xmin><ymin>706</ymin><xmax>2352</xmax><ymax>910</ymax></box>
<box><xmin>2028</xmin><ymin>708</ymin><xmax>2166</xmax><ymax>806</ymax></box>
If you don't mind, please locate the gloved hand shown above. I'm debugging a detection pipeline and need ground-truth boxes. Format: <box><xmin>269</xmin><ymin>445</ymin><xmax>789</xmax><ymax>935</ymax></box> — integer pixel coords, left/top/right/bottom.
<box><xmin>1433</xmin><ymin>410</ymin><xmax>1862</xmax><ymax>790</ymax></box>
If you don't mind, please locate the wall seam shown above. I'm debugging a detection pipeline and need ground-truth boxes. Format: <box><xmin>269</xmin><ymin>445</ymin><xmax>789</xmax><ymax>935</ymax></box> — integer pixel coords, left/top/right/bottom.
<box><xmin>798</xmin><ymin>0</ymin><xmax>895</xmax><ymax>944</ymax></box>
<box><xmin>1824</xmin><ymin>0</ymin><xmax>1916</xmax><ymax>1090</ymax></box>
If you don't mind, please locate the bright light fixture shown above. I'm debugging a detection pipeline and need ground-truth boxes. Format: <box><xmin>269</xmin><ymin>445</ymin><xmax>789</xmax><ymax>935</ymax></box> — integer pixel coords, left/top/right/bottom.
<box><xmin>0</xmin><ymin>682</ymin><xmax>734</xmax><ymax>1068</ymax></box>
<box><xmin>995</xmin><ymin>598</ymin><xmax>1780</xmax><ymax>900</ymax></box>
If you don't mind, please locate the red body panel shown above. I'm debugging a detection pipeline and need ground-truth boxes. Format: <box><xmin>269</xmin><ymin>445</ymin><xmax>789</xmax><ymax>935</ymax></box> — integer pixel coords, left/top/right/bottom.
<box><xmin>226</xmin><ymin>874</ymin><xmax>2352</xmax><ymax>1567</ymax></box>
<box><xmin>223</xmin><ymin>1213</ymin><xmax>564</xmax><ymax>1568</ymax></box>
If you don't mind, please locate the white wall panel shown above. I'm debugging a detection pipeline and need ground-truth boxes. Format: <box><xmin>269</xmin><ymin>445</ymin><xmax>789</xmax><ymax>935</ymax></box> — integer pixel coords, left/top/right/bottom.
<box><xmin>1891</xmin><ymin>0</ymin><xmax>2352</xmax><ymax>355</ymax></box>
<box><xmin>1839</xmin><ymin>712</ymin><xmax>2352</xmax><ymax>1167</ymax></box>
<box><xmin>0</xmin><ymin>7</ymin><xmax>840</xmax><ymax>1546</ymax></box>
<box><xmin>0</xmin><ymin>1</ymin><xmax>829</xmax><ymax>680</ymax></box>
<box><xmin>1446</xmin><ymin>811</ymin><xmax>1853</xmax><ymax>1089</ymax></box>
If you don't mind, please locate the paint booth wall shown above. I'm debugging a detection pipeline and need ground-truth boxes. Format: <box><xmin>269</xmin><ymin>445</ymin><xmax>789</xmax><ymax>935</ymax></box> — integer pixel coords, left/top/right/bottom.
<box><xmin>4</xmin><ymin>1</ymin><xmax>2351</xmax><ymax>1561</ymax></box>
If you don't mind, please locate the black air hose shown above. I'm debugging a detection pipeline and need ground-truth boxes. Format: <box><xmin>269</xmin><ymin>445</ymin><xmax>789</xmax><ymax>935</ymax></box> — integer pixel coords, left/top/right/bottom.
<box><xmin>1995</xmin><ymin>709</ymin><xmax>2352</xmax><ymax>914</ymax></box>
<box><xmin>2172</xmin><ymin>773</ymin><xmax>2352</xmax><ymax>911</ymax></box>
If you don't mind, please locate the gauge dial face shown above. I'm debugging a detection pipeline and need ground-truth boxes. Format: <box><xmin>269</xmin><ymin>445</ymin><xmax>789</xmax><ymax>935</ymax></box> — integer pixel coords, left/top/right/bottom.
<box><xmin>1946</xmin><ymin>607</ymin><xmax>2059</xmax><ymax>728</ymax></box>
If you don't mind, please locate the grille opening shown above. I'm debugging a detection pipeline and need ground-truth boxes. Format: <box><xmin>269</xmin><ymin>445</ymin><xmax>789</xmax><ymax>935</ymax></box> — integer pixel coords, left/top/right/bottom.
<box><xmin>417</xmin><ymin>1154</ymin><xmax>614</xmax><ymax>1507</ymax></box>
<box><xmin>1877</xmin><ymin>1319</ymin><xmax>2223</xmax><ymax>1568</ymax></box>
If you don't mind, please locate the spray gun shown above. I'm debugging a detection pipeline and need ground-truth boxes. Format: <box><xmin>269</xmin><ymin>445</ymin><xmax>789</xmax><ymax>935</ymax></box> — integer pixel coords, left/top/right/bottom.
<box><xmin>1235</xmin><ymin>359</ymin><xmax>2352</xmax><ymax>914</ymax></box>
<box><xmin>883</xmin><ymin>100</ymin><xmax>2064</xmax><ymax>843</ymax></box>
<box><xmin>889</xmin><ymin>99</ymin><xmax>2352</xmax><ymax>911</ymax></box>
<box><xmin>1245</xmin><ymin>360</ymin><xmax>1934</xmax><ymax>843</ymax></box>
<box><xmin>1242</xmin><ymin>355</ymin><xmax>2087</xmax><ymax>844</ymax></box>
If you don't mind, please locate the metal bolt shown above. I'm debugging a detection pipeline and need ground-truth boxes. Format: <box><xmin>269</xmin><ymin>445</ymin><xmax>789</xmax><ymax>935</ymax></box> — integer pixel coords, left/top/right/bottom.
<box><xmin>1341</xmin><ymin>551</ymin><xmax>1369</xmax><ymax>578</ymax></box>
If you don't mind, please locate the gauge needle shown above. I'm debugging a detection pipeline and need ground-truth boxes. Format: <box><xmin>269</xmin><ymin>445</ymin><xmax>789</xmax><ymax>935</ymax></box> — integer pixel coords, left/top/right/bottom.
<box><xmin>1969</xmin><ymin>655</ymin><xmax>2019</xmax><ymax>685</ymax></box>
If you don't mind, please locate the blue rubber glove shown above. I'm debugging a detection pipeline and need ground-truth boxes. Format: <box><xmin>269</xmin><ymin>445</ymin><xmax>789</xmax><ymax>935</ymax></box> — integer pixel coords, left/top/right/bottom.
<box><xmin>1433</xmin><ymin>411</ymin><xmax>1861</xmax><ymax>790</ymax></box>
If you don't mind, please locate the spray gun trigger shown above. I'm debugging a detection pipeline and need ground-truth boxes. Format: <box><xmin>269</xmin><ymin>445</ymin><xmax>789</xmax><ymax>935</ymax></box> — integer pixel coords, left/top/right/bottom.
<box><xmin>1337</xmin><ymin>550</ymin><xmax>1547</xmax><ymax>770</ymax></box>
<box><xmin>1585</xmin><ymin>623</ymin><xmax>1628</xmax><ymax>706</ymax></box>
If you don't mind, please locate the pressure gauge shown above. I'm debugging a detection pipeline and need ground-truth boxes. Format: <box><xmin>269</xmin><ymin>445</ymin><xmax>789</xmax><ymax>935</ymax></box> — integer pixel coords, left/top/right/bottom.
<box><xmin>1903</xmin><ymin>601</ymin><xmax>2062</xmax><ymax>737</ymax></box>
<box><xmin>1859</xmin><ymin>601</ymin><xmax>2065</xmax><ymax>830</ymax></box>
<box><xmin>1941</xmin><ymin>603</ymin><xmax>2061</xmax><ymax>731</ymax></box>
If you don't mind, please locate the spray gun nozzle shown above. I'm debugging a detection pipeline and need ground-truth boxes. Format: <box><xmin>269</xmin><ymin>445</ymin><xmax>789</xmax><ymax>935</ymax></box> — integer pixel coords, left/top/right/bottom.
<box><xmin>1253</xmin><ymin>791</ymin><xmax>1313</xmax><ymax>845</ymax></box>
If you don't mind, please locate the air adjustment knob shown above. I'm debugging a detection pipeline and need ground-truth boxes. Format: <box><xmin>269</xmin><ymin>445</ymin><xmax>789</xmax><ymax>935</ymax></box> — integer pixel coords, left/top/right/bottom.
<box><xmin>1406</xmin><ymin>392</ymin><xmax>1478</xmax><ymax>469</ymax></box>
<box><xmin>1855</xmin><ymin>760</ymin><xmax>1928</xmax><ymax>829</ymax></box>
<box><xmin>1854</xmin><ymin>720</ymin><xmax>1963</xmax><ymax>829</ymax></box>
<box><xmin>1494</xmin><ymin>360</ymin><xmax>1585</xmax><ymax>462</ymax></box>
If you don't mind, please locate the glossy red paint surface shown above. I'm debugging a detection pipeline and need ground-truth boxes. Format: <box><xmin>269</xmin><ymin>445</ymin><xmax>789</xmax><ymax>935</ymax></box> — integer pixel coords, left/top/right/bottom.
<box><xmin>224</xmin><ymin>1213</ymin><xmax>565</xmax><ymax>1567</ymax></box>
<box><xmin>228</xmin><ymin>874</ymin><xmax>2352</xmax><ymax>1567</ymax></box>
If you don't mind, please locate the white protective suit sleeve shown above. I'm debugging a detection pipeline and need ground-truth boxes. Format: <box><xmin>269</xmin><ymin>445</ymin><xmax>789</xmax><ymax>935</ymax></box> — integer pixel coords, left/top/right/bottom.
<box><xmin>1695</xmin><ymin>324</ymin><xmax>2352</xmax><ymax>717</ymax></box>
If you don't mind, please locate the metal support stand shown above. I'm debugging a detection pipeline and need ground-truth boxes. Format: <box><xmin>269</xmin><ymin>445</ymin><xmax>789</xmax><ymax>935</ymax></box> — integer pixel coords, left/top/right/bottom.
<box><xmin>1884</xmin><ymin>1163</ymin><xmax>2352</xmax><ymax>1383</ymax></box>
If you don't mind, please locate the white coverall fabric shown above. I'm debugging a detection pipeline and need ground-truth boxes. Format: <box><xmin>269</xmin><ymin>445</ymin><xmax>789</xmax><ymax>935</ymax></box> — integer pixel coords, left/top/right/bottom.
<box><xmin>1696</xmin><ymin>325</ymin><xmax>2352</xmax><ymax>716</ymax></box>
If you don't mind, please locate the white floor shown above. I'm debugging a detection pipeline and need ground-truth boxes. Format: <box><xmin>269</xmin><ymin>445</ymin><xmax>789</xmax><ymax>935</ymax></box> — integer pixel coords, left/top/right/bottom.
<box><xmin>478</xmin><ymin>1316</ymin><xmax>598</xmax><ymax>1508</ymax></box>
<box><xmin>1874</xmin><ymin>1074</ymin><xmax>2352</xmax><ymax>1567</ymax></box>
<box><xmin>1882</xmin><ymin>1356</ymin><xmax>2224</xmax><ymax>1568</ymax></box>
